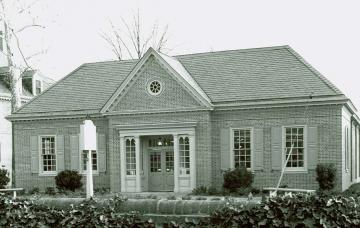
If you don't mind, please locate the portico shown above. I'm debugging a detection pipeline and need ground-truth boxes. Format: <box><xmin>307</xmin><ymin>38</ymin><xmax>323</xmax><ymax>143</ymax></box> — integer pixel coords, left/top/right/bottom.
<box><xmin>117</xmin><ymin>123</ymin><xmax>196</xmax><ymax>193</ymax></box>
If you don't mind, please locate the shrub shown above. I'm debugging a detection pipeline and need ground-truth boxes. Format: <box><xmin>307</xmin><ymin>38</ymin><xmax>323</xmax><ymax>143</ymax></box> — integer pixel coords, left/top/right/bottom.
<box><xmin>45</xmin><ymin>187</ymin><xmax>56</xmax><ymax>195</ymax></box>
<box><xmin>192</xmin><ymin>185</ymin><xmax>207</xmax><ymax>195</ymax></box>
<box><xmin>250</xmin><ymin>187</ymin><xmax>260</xmax><ymax>195</ymax></box>
<box><xmin>207</xmin><ymin>186</ymin><xmax>219</xmax><ymax>195</ymax></box>
<box><xmin>55</xmin><ymin>170</ymin><xmax>83</xmax><ymax>191</ymax></box>
<box><xmin>0</xmin><ymin>168</ymin><xmax>10</xmax><ymax>189</ymax></box>
<box><xmin>223</xmin><ymin>167</ymin><xmax>253</xmax><ymax>192</ymax></box>
<box><xmin>236</xmin><ymin>187</ymin><xmax>251</xmax><ymax>196</ymax></box>
<box><xmin>28</xmin><ymin>187</ymin><xmax>40</xmax><ymax>195</ymax></box>
<box><xmin>316</xmin><ymin>163</ymin><xmax>336</xmax><ymax>190</ymax></box>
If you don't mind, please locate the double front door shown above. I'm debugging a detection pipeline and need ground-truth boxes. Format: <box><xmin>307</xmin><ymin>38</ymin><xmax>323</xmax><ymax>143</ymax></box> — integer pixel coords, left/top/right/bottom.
<box><xmin>148</xmin><ymin>150</ymin><xmax>174</xmax><ymax>191</ymax></box>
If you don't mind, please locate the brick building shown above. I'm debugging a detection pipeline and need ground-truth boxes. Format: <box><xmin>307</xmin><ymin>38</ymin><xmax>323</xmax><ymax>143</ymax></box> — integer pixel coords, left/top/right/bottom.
<box><xmin>7</xmin><ymin>46</ymin><xmax>360</xmax><ymax>192</ymax></box>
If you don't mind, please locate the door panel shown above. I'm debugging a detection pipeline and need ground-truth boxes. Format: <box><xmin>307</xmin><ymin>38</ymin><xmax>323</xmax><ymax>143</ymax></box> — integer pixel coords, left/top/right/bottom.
<box><xmin>148</xmin><ymin>150</ymin><xmax>174</xmax><ymax>191</ymax></box>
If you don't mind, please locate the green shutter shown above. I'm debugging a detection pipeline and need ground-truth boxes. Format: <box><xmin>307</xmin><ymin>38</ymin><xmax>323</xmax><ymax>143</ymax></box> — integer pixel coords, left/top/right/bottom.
<box><xmin>70</xmin><ymin>135</ymin><xmax>79</xmax><ymax>170</ymax></box>
<box><xmin>271</xmin><ymin>127</ymin><xmax>282</xmax><ymax>170</ymax></box>
<box><xmin>220</xmin><ymin>128</ymin><xmax>231</xmax><ymax>170</ymax></box>
<box><xmin>56</xmin><ymin>135</ymin><xmax>65</xmax><ymax>172</ymax></box>
<box><xmin>253</xmin><ymin>128</ymin><xmax>264</xmax><ymax>171</ymax></box>
<box><xmin>97</xmin><ymin>133</ymin><xmax>106</xmax><ymax>173</ymax></box>
<box><xmin>30</xmin><ymin>136</ymin><xmax>39</xmax><ymax>174</ymax></box>
<box><xmin>307</xmin><ymin>126</ymin><xmax>318</xmax><ymax>169</ymax></box>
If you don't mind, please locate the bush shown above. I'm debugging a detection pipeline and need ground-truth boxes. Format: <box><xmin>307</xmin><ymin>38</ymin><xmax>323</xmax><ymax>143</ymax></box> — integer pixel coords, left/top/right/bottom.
<box><xmin>208</xmin><ymin>194</ymin><xmax>360</xmax><ymax>227</ymax></box>
<box><xmin>223</xmin><ymin>167</ymin><xmax>253</xmax><ymax>192</ymax></box>
<box><xmin>0</xmin><ymin>168</ymin><xmax>10</xmax><ymax>189</ymax></box>
<box><xmin>192</xmin><ymin>185</ymin><xmax>207</xmax><ymax>195</ymax></box>
<box><xmin>55</xmin><ymin>170</ymin><xmax>83</xmax><ymax>191</ymax></box>
<box><xmin>316</xmin><ymin>163</ymin><xmax>336</xmax><ymax>190</ymax></box>
<box><xmin>45</xmin><ymin>187</ymin><xmax>56</xmax><ymax>195</ymax></box>
<box><xmin>28</xmin><ymin>187</ymin><xmax>40</xmax><ymax>195</ymax></box>
<box><xmin>207</xmin><ymin>186</ymin><xmax>219</xmax><ymax>195</ymax></box>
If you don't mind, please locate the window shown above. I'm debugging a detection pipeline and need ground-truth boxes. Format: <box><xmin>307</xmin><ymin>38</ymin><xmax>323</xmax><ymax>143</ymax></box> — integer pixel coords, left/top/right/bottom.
<box><xmin>40</xmin><ymin>136</ymin><xmax>56</xmax><ymax>173</ymax></box>
<box><xmin>36</xmin><ymin>80</ymin><xmax>42</xmax><ymax>94</ymax></box>
<box><xmin>233</xmin><ymin>129</ymin><xmax>252</xmax><ymax>168</ymax></box>
<box><xmin>82</xmin><ymin>150</ymin><xmax>97</xmax><ymax>171</ymax></box>
<box><xmin>126</xmin><ymin>138</ymin><xmax>136</xmax><ymax>175</ymax></box>
<box><xmin>150</xmin><ymin>152</ymin><xmax>161</xmax><ymax>172</ymax></box>
<box><xmin>284</xmin><ymin>127</ymin><xmax>305</xmax><ymax>170</ymax></box>
<box><xmin>179</xmin><ymin>136</ymin><xmax>190</xmax><ymax>175</ymax></box>
<box><xmin>147</xmin><ymin>80</ymin><xmax>163</xmax><ymax>95</ymax></box>
<box><xmin>165</xmin><ymin>152</ymin><xmax>174</xmax><ymax>172</ymax></box>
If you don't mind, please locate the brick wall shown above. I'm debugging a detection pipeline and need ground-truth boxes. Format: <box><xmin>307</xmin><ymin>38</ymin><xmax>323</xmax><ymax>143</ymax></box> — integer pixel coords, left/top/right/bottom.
<box><xmin>13</xmin><ymin>118</ymin><xmax>110</xmax><ymax>191</ymax></box>
<box><xmin>211</xmin><ymin>104</ymin><xmax>343</xmax><ymax>191</ymax></box>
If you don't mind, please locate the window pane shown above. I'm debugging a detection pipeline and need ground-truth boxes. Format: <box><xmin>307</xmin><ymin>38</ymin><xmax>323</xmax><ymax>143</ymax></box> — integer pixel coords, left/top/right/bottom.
<box><xmin>233</xmin><ymin>129</ymin><xmax>251</xmax><ymax>169</ymax></box>
<box><xmin>284</xmin><ymin>127</ymin><xmax>305</xmax><ymax>168</ymax></box>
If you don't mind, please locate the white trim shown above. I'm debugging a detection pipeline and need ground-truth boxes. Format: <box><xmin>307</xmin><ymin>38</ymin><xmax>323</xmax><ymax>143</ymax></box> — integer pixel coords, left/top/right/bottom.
<box><xmin>230</xmin><ymin>127</ymin><xmax>254</xmax><ymax>170</ymax></box>
<box><xmin>38</xmin><ymin>135</ymin><xmax>57</xmax><ymax>176</ymax></box>
<box><xmin>281</xmin><ymin>125</ymin><xmax>308</xmax><ymax>173</ymax></box>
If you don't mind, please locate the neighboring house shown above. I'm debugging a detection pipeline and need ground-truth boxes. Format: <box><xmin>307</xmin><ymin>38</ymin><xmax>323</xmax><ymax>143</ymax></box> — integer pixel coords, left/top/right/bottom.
<box><xmin>0</xmin><ymin>30</ymin><xmax>55</xmax><ymax>186</ymax></box>
<box><xmin>7</xmin><ymin>46</ymin><xmax>360</xmax><ymax>192</ymax></box>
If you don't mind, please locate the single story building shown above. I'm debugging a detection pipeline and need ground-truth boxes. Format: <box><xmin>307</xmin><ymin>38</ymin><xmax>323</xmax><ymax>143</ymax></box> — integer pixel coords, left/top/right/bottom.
<box><xmin>7</xmin><ymin>45</ymin><xmax>360</xmax><ymax>192</ymax></box>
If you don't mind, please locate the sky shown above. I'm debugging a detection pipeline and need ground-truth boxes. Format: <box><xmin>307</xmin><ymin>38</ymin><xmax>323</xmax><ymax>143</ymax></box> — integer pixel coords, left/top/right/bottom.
<box><xmin>7</xmin><ymin>0</ymin><xmax>360</xmax><ymax>108</ymax></box>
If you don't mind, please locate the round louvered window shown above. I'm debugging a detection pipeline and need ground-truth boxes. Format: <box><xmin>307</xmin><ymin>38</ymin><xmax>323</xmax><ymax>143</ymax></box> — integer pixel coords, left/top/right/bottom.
<box><xmin>147</xmin><ymin>80</ymin><xmax>163</xmax><ymax>95</ymax></box>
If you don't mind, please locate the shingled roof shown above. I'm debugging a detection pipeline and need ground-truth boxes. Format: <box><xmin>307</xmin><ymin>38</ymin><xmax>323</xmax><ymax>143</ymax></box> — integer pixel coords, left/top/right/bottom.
<box><xmin>13</xmin><ymin>45</ymin><xmax>344</xmax><ymax>116</ymax></box>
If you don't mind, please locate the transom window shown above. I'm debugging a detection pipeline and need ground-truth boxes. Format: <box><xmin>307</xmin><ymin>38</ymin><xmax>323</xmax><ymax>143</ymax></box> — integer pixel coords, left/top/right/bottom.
<box><xmin>179</xmin><ymin>136</ymin><xmax>190</xmax><ymax>175</ymax></box>
<box><xmin>147</xmin><ymin>80</ymin><xmax>163</xmax><ymax>95</ymax></box>
<box><xmin>126</xmin><ymin>138</ymin><xmax>136</xmax><ymax>175</ymax></box>
<box><xmin>82</xmin><ymin>150</ymin><xmax>97</xmax><ymax>171</ymax></box>
<box><xmin>285</xmin><ymin>127</ymin><xmax>305</xmax><ymax>169</ymax></box>
<box><xmin>40</xmin><ymin>136</ymin><xmax>56</xmax><ymax>172</ymax></box>
<box><xmin>233</xmin><ymin>129</ymin><xmax>252</xmax><ymax>168</ymax></box>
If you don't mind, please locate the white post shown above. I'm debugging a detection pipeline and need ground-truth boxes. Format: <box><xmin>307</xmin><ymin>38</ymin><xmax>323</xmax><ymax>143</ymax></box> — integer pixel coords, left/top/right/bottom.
<box><xmin>189</xmin><ymin>133</ymin><xmax>196</xmax><ymax>190</ymax></box>
<box><xmin>86</xmin><ymin>150</ymin><xmax>93</xmax><ymax>198</ymax></box>
<box><xmin>120</xmin><ymin>136</ymin><xmax>126</xmax><ymax>192</ymax></box>
<box><xmin>173</xmin><ymin>134</ymin><xmax>179</xmax><ymax>192</ymax></box>
<box><xmin>135</xmin><ymin>136</ymin><xmax>141</xmax><ymax>192</ymax></box>
<box><xmin>80</xmin><ymin>119</ymin><xmax>96</xmax><ymax>199</ymax></box>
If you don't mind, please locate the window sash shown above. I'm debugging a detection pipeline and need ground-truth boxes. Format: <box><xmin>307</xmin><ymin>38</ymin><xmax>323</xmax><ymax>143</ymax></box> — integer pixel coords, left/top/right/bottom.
<box><xmin>284</xmin><ymin>126</ymin><xmax>306</xmax><ymax>170</ymax></box>
<box><xmin>233</xmin><ymin>129</ymin><xmax>252</xmax><ymax>169</ymax></box>
<box><xmin>82</xmin><ymin>150</ymin><xmax>98</xmax><ymax>171</ymax></box>
<box><xmin>179</xmin><ymin>136</ymin><xmax>190</xmax><ymax>175</ymax></box>
<box><xmin>40</xmin><ymin>136</ymin><xmax>56</xmax><ymax>173</ymax></box>
<box><xmin>126</xmin><ymin>138</ymin><xmax>136</xmax><ymax>175</ymax></box>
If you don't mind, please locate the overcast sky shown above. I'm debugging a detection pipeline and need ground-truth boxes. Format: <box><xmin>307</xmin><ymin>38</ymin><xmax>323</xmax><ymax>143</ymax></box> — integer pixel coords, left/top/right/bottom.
<box><xmin>12</xmin><ymin>0</ymin><xmax>360</xmax><ymax>108</ymax></box>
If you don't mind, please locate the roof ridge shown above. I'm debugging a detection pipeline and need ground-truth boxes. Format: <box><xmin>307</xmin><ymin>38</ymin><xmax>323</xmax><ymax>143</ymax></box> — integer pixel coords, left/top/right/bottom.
<box><xmin>82</xmin><ymin>58</ymin><xmax>138</xmax><ymax>66</ymax></box>
<box><xmin>285</xmin><ymin>46</ymin><xmax>343</xmax><ymax>95</ymax></box>
<box><xmin>174</xmin><ymin>45</ymin><xmax>289</xmax><ymax>58</ymax></box>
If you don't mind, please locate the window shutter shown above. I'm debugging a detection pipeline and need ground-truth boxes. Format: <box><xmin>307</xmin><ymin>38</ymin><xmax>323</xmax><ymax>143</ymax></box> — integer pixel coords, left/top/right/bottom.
<box><xmin>307</xmin><ymin>126</ymin><xmax>318</xmax><ymax>169</ymax></box>
<box><xmin>253</xmin><ymin>128</ymin><xmax>264</xmax><ymax>171</ymax></box>
<box><xmin>56</xmin><ymin>135</ymin><xmax>65</xmax><ymax>172</ymax></box>
<box><xmin>220</xmin><ymin>128</ymin><xmax>231</xmax><ymax>171</ymax></box>
<box><xmin>30</xmin><ymin>136</ymin><xmax>39</xmax><ymax>174</ymax></box>
<box><xmin>70</xmin><ymin>135</ymin><xmax>79</xmax><ymax>170</ymax></box>
<box><xmin>97</xmin><ymin>133</ymin><xmax>106</xmax><ymax>173</ymax></box>
<box><xmin>271</xmin><ymin>127</ymin><xmax>282</xmax><ymax>170</ymax></box>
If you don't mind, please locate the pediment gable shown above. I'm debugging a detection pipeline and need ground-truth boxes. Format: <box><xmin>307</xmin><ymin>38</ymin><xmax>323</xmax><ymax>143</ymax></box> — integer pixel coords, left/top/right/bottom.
<box><xmin>101</xmin><ymin>48</ymin><xmax>213</xmax><ymax>113</ymax></box>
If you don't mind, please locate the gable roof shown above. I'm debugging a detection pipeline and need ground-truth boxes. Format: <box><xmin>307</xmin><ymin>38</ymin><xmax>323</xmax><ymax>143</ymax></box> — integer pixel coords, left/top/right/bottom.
<box><xmin>101</xmin><ymin>48</ymin><xmax>212</xmax><ymax>113</ymax></box>
<box><xmin>12</xmin><ymin>45</ymin><xmax>345</xmax><ymax>117</ymax></box>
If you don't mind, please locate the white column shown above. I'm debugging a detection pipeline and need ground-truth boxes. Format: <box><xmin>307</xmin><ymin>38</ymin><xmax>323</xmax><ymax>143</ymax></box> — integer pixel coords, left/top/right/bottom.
<box><xmin>189</xmin><ymin>133</ymin><xmax>196</xmax><ymax>190</ymax></box>
<box><xmin>173</xmin><ymin>134</ymin><xmax>179</xmax><ymax>192</ymax></box>
<box><xmin>86</xmin><ymin>150</ymin><xmax>93</xmax><ymax>198</ymax></box>
<box><xmin>120</xmin><ymin>136</ymin><xmax>126</xmax><ymax>192</ymax></box>
<box><xmin>135</xmin><ymin>136</ymin><xmax>141</xmax><ymax>192</ymax></box>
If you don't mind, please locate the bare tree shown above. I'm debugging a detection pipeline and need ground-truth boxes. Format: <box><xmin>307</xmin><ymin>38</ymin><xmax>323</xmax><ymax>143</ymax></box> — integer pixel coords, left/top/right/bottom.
<box><xmin>101</xmin><ymin>10</ymin><xmax>170</xmax><ymax>60</ymax></box>
<box><xmin>0</xmin><ymin>0</ymin><xmax>45</xmax><ymax>112</ymax></box>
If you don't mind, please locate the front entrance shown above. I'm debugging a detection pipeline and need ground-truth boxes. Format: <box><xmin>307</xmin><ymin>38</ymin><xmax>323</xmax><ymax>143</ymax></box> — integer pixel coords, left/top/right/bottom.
<box><xmin>148</xmin><ymin>142</ymin><xmax>174</xmax><ymax>191</ymax></box>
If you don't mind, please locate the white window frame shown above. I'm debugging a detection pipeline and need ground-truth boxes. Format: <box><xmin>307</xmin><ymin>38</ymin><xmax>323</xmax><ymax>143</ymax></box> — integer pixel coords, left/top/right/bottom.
<box><xmin>39</xmin><ymin>135</ymin><xmax>57</xmax><ymax>176</ymax></box>
<box><xmin>35</xmin><ymin>79</ymin><xmax>43</xmax><ymax>95</ymax></box>
<box><xmin>282</xmin><ymin>125</ymin><xmax>307</xmax><ymax>173</ymax></box>
<box><xmin>125</xmin><ymin>137</ymin><xmax>136</xmax><ymax>176</ymax></box>
<box><xmin>230</xmin><ymin>127</ymin><xmax>254</xmax><ymax>170</ymax></box>
<box><xmin>179</xmin><ymin>135</ymin><xmax>190</xmax><ymax>176</ymax></box>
